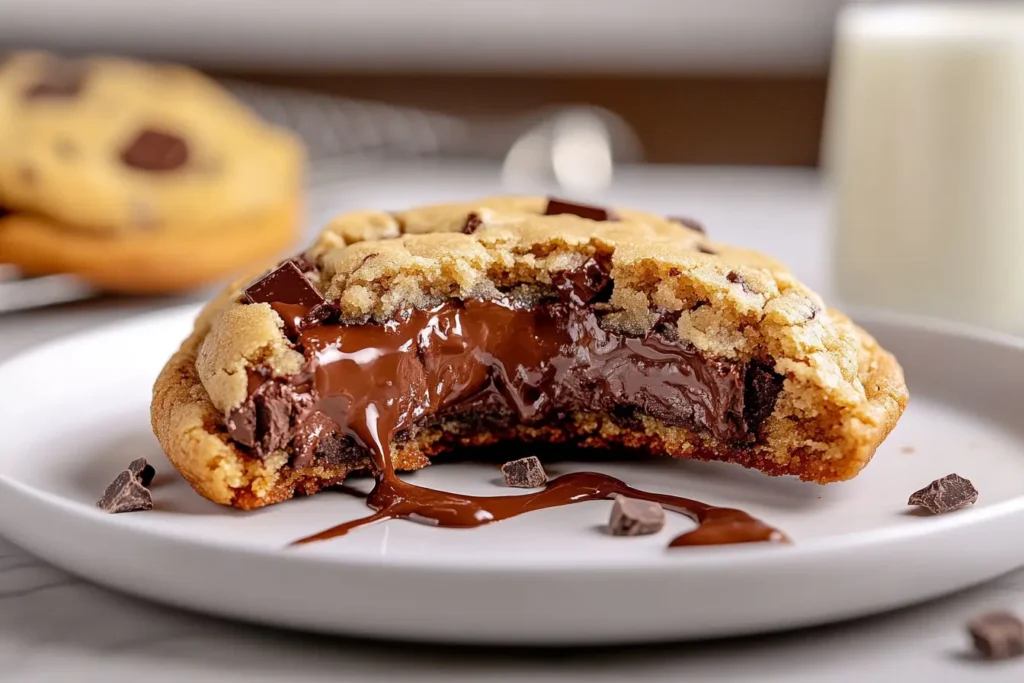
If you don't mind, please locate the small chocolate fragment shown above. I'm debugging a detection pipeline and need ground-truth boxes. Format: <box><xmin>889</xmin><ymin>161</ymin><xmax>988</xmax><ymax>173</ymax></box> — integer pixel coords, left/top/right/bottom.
<box><xmin>120</xmin><ymin>129</ymin><xmax>189</xmax><ymax>172</ymax></box>
<box><xmin>24</xmin><ymin>58</ymin><xmax>86</xmax><ymax>99</ymax></box>
<box><xmin>727</xmin><ymin>271</ymin><xmax>752</xmax><ymax>293</ymax></box>
<box><xmin>551</xmin><ymin>257</ymin><xmax>613</xmax><ymax>305</ymax></box>
<box><xmin>697</xmin><ymin>244</ymin><xmax>717</xmax><ymax>255</ymax></box>
<box><xmin>608</xmin><ymin>495</ymin><xmax>666</xmax><ymax>536</ymax></box>
<box><xmin>287</xmin><ymin>254</ymin><xmax>317</xmax><ymax>273</ymax></box>
<box><xmin>501</xmin><ymin>456</ymin><xmax>548</xmax><ymax>488</ymax></box>
<box><xmin>544</xmin><ymin>198</ymin><xmax>619</xmax><ymax>222</ymax></box>
<box><xmin>968</xmin><ymin>612</ymin><xmax>1024</xmax><ymax>660</ymax></box>
<box><xmin>127</xmin><ymin>458</ymin><xmax>156</xmax><ymax>487</ymax></box>
<box><xmin>668</xmin><ymin>215</ymin><xmax>705</xmax><ymax>234</ymax></box>
<box><xmin>462</xmin><ymin>212</ymin><xmax>483</xmax><ymax>235</ymax></box>
<box><xmin>96</xmin><ymin>470</ymin><xmax>153</xmax><ymax>514</ymax></box>
<box><xmin>245</xmin><ymin>261</ymin><xmax>324</xmax><ymax>309</ymax></box>
<box><xmin>908</xmin><ymin>473</ymin><xmax>978</xmax><ymax>514</ymax></box>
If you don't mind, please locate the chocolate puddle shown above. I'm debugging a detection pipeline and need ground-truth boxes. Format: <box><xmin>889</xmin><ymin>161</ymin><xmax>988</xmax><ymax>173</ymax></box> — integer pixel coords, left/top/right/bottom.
<box><xmin>291</xmin><ymin>469</ymin><xmax>787</xmax><ymax>547</ymax></box>
<box><xmin>235</xmin><ymin>258</ymin><xmax>789</xmax><ymax>548</ymax></box>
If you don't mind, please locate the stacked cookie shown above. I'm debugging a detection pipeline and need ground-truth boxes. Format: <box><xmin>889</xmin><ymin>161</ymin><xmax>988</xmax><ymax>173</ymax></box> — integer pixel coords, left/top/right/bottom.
<box><xmin>0</xmin><ymin>52</ymin><xmax>304</xmax><ymax>293</ymax></box>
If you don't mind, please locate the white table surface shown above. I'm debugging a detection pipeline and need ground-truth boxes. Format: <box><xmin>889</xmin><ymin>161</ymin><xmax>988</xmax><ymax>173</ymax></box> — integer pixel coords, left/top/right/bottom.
<box><xmin>1</xmin><ymin>164</ymin><xmax>1022</xmax><ymax>682</ymax></box>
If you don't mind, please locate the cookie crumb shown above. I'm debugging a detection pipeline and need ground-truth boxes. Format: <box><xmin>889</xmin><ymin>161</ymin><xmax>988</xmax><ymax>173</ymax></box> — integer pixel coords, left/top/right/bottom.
<box><xmin>968</xmin><ymin>611</ymin><xmax>1024</xmax><ymax>660</ymax></box>
<box><xmin>501</xmin><ymin>456</ymin><xmax>548</xmax><ymax>488</ymax></box>
<box><xmin>908</xmin><ymin>473</ymin><xmax>978</xmax><ymax>514</ymax></box>
<box><xmin>608</xmin><ymin>495</ymin><xmax>665</xmax><ymax>536</ymax></box>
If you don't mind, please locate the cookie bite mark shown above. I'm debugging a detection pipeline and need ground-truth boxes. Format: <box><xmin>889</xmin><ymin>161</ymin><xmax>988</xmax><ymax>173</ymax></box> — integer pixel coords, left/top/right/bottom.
<box><xmin>226</xmin><ymin>258</ymin><xmax>785</xmax><ymax>483</ymax></box>
<box><xmin>120</xmin><ymin>129</ymin><xmax>189</xmax><ymax>171</ymax></box>
<box><xmin>543</xmin><ymin>198</ymin><xmax>620</xmax><ymax>222</ymax></box>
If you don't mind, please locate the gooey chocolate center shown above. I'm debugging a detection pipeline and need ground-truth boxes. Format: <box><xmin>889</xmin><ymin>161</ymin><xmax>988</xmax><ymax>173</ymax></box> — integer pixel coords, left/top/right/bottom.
<box><xmin>227</xmin><ymin>261</ymin><xmax>783</xmax><ymax>473</ymax></box>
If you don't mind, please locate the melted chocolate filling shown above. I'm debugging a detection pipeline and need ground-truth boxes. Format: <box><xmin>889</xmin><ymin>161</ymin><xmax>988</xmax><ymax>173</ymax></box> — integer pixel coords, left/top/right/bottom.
<box><xmin>229</xmin><ymin>258</ymin><xmax>787</xmax><ymax>547</ymax></box>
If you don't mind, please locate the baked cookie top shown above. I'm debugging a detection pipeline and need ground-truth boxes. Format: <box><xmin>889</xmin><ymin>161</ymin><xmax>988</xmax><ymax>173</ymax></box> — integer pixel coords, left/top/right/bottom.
<box><xmin>0</xmin><ymin>52</ymin><xmax>303</xmax><ymax>233</ymax></box>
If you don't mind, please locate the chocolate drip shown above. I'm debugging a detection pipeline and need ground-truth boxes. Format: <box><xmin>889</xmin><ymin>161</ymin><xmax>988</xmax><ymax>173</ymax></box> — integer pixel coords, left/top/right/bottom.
<box><xmin>232</xmin><ymin>260</ymin><xmax>788</xmax><ymax>548</ymax></box>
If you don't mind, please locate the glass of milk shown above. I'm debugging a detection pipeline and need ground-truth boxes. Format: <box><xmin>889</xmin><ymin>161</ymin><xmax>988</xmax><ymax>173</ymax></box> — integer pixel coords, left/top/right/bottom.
<box><xmin>826</xmin><ymin>4</ymin><xmax>1024</xmax><ymax>333</ymax></box>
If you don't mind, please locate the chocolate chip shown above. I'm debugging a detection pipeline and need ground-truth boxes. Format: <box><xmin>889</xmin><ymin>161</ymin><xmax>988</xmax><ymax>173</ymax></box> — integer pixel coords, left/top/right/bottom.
<box><xmin>668</xmin><ymin>267</ymin><xmax>681</xmax><ymax>277</ymax></box>
<box><xmin>743</xmin><ymin>360</ymin><xmax>783</xmax><ymax>433</ymax></box>
<box><xmin>552</xmin><ymin>257</ymin><xmax>613</xmax><ymax>305</ymax></box>
<box><xmin>544</xmin><ymin>198</ymin><xmax>619</xmax><ymax>222</ymax></box>
<box><xmin>462</xmin><ymin>212</ymin><xmax>483</xmax><ymax>235</ymax></box>
<box><xmin>608</xmin><ymin>495</ymin><xmax>665</xmax><ymax>536</ymax></box>
<box><xmin>908</xmin><ymin>473</ymin><xmax>978</xmax><ymax>514</ymax></box>
<box><xmin>697</xmin><ymin>245</ymin><xmax>717</xmax><ymax>255</ymax></box>
<box><xmin>120</xmin><ymin>129</ymin><xmax>189</xmax><ymax>172</ymax></box>
<box><xmin>127</xmin><ymin>458</ymin><xmax>156</xmax><ymax>487</ymax></box>
<box><xmin>501</xmin><ymin>456</ymin><xmax>548</xmax><ymax>488</ymax></box>
<box><xmin>23</xmin><ymin>58</ymin><xmax>86</xmax><ymax>100</ymax></box>
<box><xmin>668</xmin><ymin>215</ymin><xmax>705</xmax><ymax>234</ymax></box>
<box><xmin>968</xmin><ymin>612</ymin><xmax>1024</xmax><ymax>660</ymax></box>
<box><xmin>245</xmin><ymin>261</ymin><xmax>325</xmax><ymax>309</ymax></box>
<box><xmin>96</xmin><ymin>470</ymin><xmax>153</xmax><ymax>514</ymax></box>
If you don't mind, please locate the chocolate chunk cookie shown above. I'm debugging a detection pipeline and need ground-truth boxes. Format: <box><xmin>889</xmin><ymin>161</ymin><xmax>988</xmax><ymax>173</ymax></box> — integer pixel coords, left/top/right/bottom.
<box><xmin>151</xmin><ymin>196</ymin><xmax>908</xmax><ymax>510</ymax></box>
<box><xmin>0</xmin><ymin>51</ymin><xmax>304</xmax><ymax>293</ymax></box>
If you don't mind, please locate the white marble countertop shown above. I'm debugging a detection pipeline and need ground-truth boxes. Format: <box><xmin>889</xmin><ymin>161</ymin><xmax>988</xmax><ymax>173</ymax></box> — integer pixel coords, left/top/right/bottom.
<box><xmin>1</xmin><ymin>164</ymin><xmax>1022</xmax><ymax>682</ymax></box>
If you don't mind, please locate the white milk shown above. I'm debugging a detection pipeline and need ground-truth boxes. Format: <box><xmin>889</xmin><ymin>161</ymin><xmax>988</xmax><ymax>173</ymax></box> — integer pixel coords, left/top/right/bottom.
<box><xmin>826</xmin><ymin>4</ymin><xmax>1024</xmax><ymax>332</ymax></box>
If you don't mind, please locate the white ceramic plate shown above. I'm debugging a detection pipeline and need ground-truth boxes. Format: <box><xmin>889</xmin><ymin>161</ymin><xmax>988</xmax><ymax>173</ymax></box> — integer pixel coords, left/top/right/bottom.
<box><xmin>0</xmin><ymin>306</ymin><xmax>1023</xmax><ymax>645</ymax></box>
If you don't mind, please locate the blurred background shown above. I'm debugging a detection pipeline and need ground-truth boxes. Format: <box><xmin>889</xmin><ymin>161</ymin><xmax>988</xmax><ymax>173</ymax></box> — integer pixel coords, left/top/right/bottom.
<box><xmin>1</xmin><ymin>0</ymin><xmax>1021</xmax><ymax>334</ymax></box>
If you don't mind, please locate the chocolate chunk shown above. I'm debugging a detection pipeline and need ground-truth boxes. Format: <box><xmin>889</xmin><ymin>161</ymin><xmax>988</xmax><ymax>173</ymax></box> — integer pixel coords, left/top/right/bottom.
<box><xmin>24</xmin><ymin>58</ymin><xmax>86</xmax><ymax>99</ymax></box>
<box><xmin>908</xmin><ymin>474</ymin><xmax>978</xmax><ymax>514</ymax></box>
<box><xmin>227</xmin><ymin>381</ymin><xmax>315</xmax><ymax>457</ymax></box>
<box><xmin>462</xmin><ymin>212</ymin><xmax>483</xmax><ymax>235</ymax></box>
<box><xmin>96</xmin><ymin>470</ymin><xmax>153</xmax><ymax>514</ymax></box>
<box><xmin>245</xmin><ymin>261</ymin><xmax>325</xmax><ymax>309</ymax></box>
<box><xmin>287</xmin><ymin>254</ymin><xmax>317</xmax><ymax>273</ymax></box>
<box><xmin>743</xmin><ymin>361</ymin><xmax>783</xmax><ymax>432</ymax></box>
<box><xmin>544</xmin><ymin>198</ymin><xmax>619</xmax><ymax>222</ymax></box>
<box><xmin>501</xmin><ymin>456</ymin><xmax>548</xmax><ymax>488</ymax></box>
<box><xmin>127</xmin><ymin>458</ymin><xmax>156</xmax><ymax>487</ymax></box>
<box><xmin>552</xmin><ymin>257</ymin><xmax>613</xmax><ymax>305</ymax></box>
<box><xmin>968</xmin><ymin>612</ymin><xmax>1024</xmax><ymax>660</ymax></box>
<box><xmin>608</xmin><ymin>495</ymin><xmax>665</xmax><ymax>536</ymax></box>
<box><xmin>668</xmin><ymin>215</ymin><xmax>705</xmax><ymax>234</ymax></box>
<box><xmin>120</xmin><ymin>129</ymin><xmax>189</xmax><ymax>172</ymax></box>
<box><xmin>697</xmin><ymin>245</ymin><xmax>716</xmax><ymax>255</ymax></box>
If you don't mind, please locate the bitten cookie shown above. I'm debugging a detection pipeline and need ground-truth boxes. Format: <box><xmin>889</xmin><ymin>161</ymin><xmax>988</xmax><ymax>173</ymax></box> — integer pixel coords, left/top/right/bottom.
<box><xmin>152</xmin><ymin>196</ymin><xmax>908</xmax><ymax>510</ymax></box>
<box><xmin>0</xmin><ymin>51</ymin><xmax>304</xmax><ymax>293</ymax></box>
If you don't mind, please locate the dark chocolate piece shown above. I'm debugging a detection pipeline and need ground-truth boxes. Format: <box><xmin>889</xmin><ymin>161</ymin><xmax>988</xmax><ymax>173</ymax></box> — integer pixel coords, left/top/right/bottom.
<box><xmin>668</xmin><ymin>215</ymin><xmax>705</xmax><ymax>234</ymax></box>
<box><xmin>96</xmin><ymin>470</ymin><xmax>153</xmax><ymax>514</ymax></box>
<box><xmin>968</xmin><ymin>612</ymin><xmax>1024</xmax><ymax>660</ymax></box>
<box><xmin>24</xmin><ymin>58</ymin><xmax>85</xmax><ymax>99</ymax></box>
<box><xmin>462</xmin><ymin>212</ymin><xmax>483</xmax><ymax>235</ymax></box>
<box><xmin>127</xmin><ymin>458</ymin><xmax>156</xmax><ymax>487</ymax></box>
<box><xmin>244</xmin><ymin>261</ymin><xmax>330</xmax><ymax>335</ymax></box>
<box><xmin>120</xmin><ymin>129</ymin><xmax>189</xmax><ymax>171</ymax></box>
<box><xmin>551</xmin><ymin>258</ymin><xmax>613</xmax><ymax>305</ymax></box>
<box><xmin>501</xmin><ymin>456</ymin><xmax>548</xmax><ymax>488</ymax></box>
<box><xmin>544</xmin><ymin>198</ymin><xmax>619</xmax><ymax>222</ymax></box>
<box><xmin>697</xmin><ymin>245</ymin><xmax>716</xmax><ymax>255</ymax></box>
<box><xmin>608</xmin><ymin>494</ymin><xmax>666</xmax><ymax>536</ymax></box>
<box><xmin>287</xmin><ymin>254</ymin><xmax>317</xmax><ymax>273</ymax></box>
<box><xmin>227</xmin><ymin>381</ymin><xmax>315</xmax><ymax>457</ymax></box>
<box><xmin>245</xmin><ymin>261</ymin><xmax>324</xmax><ymax>308</ymax></box>
<box><xmin>908</xmin><ymin>474</ymin><xmax>978</xmax><ymax>514</ymax></box>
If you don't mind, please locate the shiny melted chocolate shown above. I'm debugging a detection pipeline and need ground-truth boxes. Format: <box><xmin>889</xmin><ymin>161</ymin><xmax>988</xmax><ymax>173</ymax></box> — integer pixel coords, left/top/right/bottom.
<box><xmin>234</xmin><ymin>259</ymin><xmax>788</xmax><ymax>548</ymax></box>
